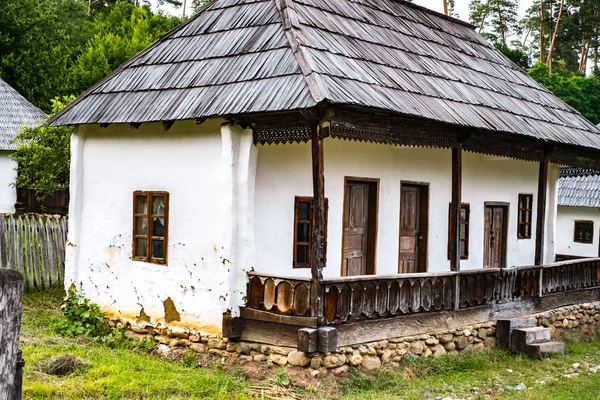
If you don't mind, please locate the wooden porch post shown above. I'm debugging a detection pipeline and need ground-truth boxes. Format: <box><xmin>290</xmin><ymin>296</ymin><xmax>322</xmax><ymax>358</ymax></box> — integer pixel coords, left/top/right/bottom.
<box><xmin>450</xmin><ymin>147</ymin><xmax>462</xmax><ymax>310</ymax></box>
<box><xmin>535</xmin><ymin>155</ymin><xmax>549</xmax><ymax>266</ymax></box>
<box><xmin>310</xmin><ymin>121</ymin><xmax>325</xmax><ymax>324</ymax></box>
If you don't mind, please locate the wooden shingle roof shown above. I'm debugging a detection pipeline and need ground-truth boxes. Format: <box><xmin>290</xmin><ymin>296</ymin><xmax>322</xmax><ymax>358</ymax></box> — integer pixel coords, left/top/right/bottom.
<box><xmin>559</xmin><ymin>168</ymin><xmax>600</xmax><ymax>208</ymax></box>
<box><xmin>0</xmin><ymin>78</ymin><xmax>46</xmax><ymax>150</ymax></box>
<box><xmin>49</xmin><ymin>0</ymin><xmax>600</xmax><ymax>151</ymax></box>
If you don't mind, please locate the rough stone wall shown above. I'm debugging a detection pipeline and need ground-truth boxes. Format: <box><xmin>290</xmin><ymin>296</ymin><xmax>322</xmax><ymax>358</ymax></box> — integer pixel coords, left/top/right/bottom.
<box><xmin>534</xmin><ymin>302</ymin><xmax>600</xmax><ymax>337</ymax></box>
<box><xmin>109</xmin><ymin>301</ymin><xmax>600</xmax><ymax>372</ymax></box>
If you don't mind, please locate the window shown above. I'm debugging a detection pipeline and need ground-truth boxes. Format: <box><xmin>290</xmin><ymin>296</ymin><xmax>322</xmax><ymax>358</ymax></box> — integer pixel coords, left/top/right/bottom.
<box><xmin>293</xmin><ymin>196</ymin><xmax>328</xmax><ymax>268</ymax></box>
<box><xmin>133</xmin><ymin>191</ymin><xmax>169</xmax><ymax>264</ymax></box>
<box><xmin>517</xmin><ymin>194</ymin><xmax>533</xmax><ymax>239</ymax></box>
<box><xmin>448</xmin><ymin>203</ymin><xmax>470</xmax><ymax>260</ymax></box>
<box><xmin>574</xmin><ymin>220</ymin><xmax>594</xmax><ymax>244</ymax></box>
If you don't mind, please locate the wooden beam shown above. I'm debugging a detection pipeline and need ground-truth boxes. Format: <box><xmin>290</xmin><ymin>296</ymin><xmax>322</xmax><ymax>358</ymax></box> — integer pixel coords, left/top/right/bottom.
<box><xmin>450</xmin><ymin>147</ymin><xmax>462</xmax><ymax>311</ymax></box>
<box><xmin>535</xmin><ymin>155</ymin><xmax>549</xmax><ymax>265</ymax></box>
<box><xmin>310</xmin><ymin>121</ymin><xmax>326</xmax><ymax>325</ymax></box>
<box><xmin>449</xmin><ymin>147</ymin><xmax>462</xmax><ymax>272</ymax></box>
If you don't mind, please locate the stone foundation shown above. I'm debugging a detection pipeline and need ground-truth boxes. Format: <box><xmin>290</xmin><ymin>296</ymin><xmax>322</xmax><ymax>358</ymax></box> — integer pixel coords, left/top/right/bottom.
<box><xmin>109</xmin><ymin>301</ymin><xmax>600</xmax><ymax>371</ymax></box>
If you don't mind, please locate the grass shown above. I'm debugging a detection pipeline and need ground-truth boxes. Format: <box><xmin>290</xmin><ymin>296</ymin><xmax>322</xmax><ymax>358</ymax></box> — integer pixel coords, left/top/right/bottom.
<box><xmin>19</xmin><ymin>287</ymin><xmax>600</xmax><ymax>399</ymax></box>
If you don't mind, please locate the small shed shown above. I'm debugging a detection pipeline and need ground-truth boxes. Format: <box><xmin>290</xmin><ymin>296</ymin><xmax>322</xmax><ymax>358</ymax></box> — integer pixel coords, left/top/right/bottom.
<box><xmin>0</xmin><ymin>78</ymin><xmax>46</xmax><ymax>213</ymax></box>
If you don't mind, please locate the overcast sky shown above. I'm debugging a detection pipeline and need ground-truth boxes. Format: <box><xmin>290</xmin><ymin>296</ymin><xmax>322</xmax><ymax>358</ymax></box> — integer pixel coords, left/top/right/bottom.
<box><xmin>153</xmin><ymin>0</ymin><xmax>535</xmax><ymax>25</ymax></box>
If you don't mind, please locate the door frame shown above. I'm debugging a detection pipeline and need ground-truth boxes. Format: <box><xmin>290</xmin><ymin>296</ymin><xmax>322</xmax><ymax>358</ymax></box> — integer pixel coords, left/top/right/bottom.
<box><xmin>340</xmin><ymin>177</ymin><xmax>379</xmax><ymax>276</ymax></box>
<box><xmin>483</xmin><ymin>201</ymin><xmax>509</xmax><ymax>269</ymax></box>
<box><xmin>398</xmin><ymin>181</ymin><xmax>430</xmax><ymax>273</ymax></box>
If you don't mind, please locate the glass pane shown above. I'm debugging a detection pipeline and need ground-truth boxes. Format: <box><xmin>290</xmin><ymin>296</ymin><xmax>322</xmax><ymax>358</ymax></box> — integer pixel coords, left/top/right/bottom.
<box><xmin>136</xmin><ymin>195</ymin><xmax>148</xmax><ymax>214</ymax></box>
<box><xmin>296</xmin><ymin>245</ymin><xmax>309</xmax><ymax>265</ymax></box>
<box><xmin>296</xmin><ymin>222</ymin><xmax>309</xmax><ymax>243</ymax></box>
<box><xmin>460</xmin><ymin>240</ymin><xmax>466</xmax><ymax>258</ymax></box>
<box><xmin>459</xmin><ymin>224</ymin><xmax>466</xmax><ymax>239</ymax></box>
<box><xmin>135</xmin><ymin>217</ymin><xmax>148</xmax><ymax>235</ymax></box>
<box><xmin>460</xmin><ymin>207</ymin><xmax>467</xmax><ymax>222</ymax></box>
<box><xmin>153</xmin><ymin>196</ymin><xmax>165</xmax><ymax>215</ymax></box>
<box><xmin>153</xmin><ymin>217</ymin><xmax>165</xmax><ymax>237</ymax></box>
<box><xmin>135</xmin><ymin>239</ymin><xmax>147</xmax><ymax>257</ymax></box>
<box><xmin>152</xmin><ymin>240</ymin><xmax>164</xmax><ymax>259</ymax></box>
<box><xmin>298</xmin><ymin>201</ymin><xmax>310</xmax><ymax>221</ymax></box>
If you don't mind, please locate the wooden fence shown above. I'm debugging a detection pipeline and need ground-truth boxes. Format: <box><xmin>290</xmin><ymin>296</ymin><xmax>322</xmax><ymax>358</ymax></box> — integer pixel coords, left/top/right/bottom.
<box><xmin>0</xmin><ymin>214</ymin><xmax>68</xmax><ymax>289</ymax></box>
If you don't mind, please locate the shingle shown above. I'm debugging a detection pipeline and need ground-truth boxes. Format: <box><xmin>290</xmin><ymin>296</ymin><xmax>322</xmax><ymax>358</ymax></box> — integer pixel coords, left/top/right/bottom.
<box><xmin>0</xmin><ymin>78</ymin><xmax>46</xmax><ymax>150</ymax></box>
<box><xmin>559</xmin><ymin>170</ymin><xmax>600</xmax><ymax>208</ymax></box>
<box><xmin>48</xmin><ymin>0</ymin><xmax>600</xmax><ymax>154</ymax></box>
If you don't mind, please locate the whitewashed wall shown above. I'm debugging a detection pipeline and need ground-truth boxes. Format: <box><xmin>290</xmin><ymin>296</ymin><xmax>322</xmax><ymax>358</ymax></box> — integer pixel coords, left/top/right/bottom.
<box><xmin>0</xmin><ymin>151</ymin><xmax>17</xmax><ymax>213</ymax></box>
<box><xmin>255</xmin><ymin>139</ymin><xmax>556</xmax><ymax>277</ymax></box>
<box><xmin>66</xmin><ymin>120</ymin><xmax>254</xmax><ymax>334</ymax></box>
<box><xmin>556</xmin><ymin>206</ymin><xmax>600</xmax><ymax>258</ymax></box>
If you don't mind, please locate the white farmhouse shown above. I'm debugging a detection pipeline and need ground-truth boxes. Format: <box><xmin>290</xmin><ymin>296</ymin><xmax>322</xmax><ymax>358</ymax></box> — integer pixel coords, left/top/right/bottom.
<box><xmin>556</xmin><ymin>168</ymin><xmax>600</xmax><ymax>260</ymax></box>
<box><xmin>0</xmin><ymin>78</ymin><xmax>46</xmax><ymax>213</ymax></box>
<box><xmin>50</xmin><ymin>0</ymin><xmax>600</xmax><ymax>346</ymax></box>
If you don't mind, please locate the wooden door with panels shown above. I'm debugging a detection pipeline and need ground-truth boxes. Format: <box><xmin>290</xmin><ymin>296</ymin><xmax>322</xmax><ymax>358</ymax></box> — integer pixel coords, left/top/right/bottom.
<box><xmin>398</xmin><ymin>183</ymin><xmax>429</xmax><ymax>273</ymax></box>
<box><xmin>342</xmin><ymin>179</ymin><xmax>378</xmax><ymax>276</ymax></box>
<box><xmin>483</xmin><ymin>204</ymin><xmax>508</xmax><ymax>269</ymax></box>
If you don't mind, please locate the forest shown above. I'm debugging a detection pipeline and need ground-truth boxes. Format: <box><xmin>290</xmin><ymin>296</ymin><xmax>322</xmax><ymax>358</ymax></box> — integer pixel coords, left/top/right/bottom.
<box><xmin>2</xmin><ymin>0</ymin><xmax>600</xmax><ymax>196</ymax></box>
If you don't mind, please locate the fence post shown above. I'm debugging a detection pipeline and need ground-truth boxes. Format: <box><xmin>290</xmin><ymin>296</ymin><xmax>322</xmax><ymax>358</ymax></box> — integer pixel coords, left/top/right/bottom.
<box><xmin>0</xmin><ymin>269</ymin><xmax>24</xmax><ymax>400</ymax></box>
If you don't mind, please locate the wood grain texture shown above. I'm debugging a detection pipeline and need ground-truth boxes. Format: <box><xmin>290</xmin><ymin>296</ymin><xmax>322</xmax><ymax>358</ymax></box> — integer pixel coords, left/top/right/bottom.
<box><xmin>0</xmin><ymin>269</ymin><xmax>24</xmax><ymax>398</ymax></box>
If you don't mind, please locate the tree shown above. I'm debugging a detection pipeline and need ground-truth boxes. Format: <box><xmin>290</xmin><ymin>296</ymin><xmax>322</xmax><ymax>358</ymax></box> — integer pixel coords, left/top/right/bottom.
<box><xmin>69</xmin><ymin>3</ymin><xmax>179</xmax><ymax>93</ymax></box>
<box><xmin>469</xmin><ymin>0</ymin><xmax>519</xmax><ymax>45</ymax></box>
<box><xmin>0</xmin><ymin>0</ymin><xmax>92</xmax><ymax>112</ymax></box>
<box><xmin>9</xmin><ymin>96</ymin><xmax>75</xmax><ymax>199</ymax></box>
<box><xmin>191</xmin><ymin>0</ymin><xmax>212</xmax><ymax>15</ymax></box>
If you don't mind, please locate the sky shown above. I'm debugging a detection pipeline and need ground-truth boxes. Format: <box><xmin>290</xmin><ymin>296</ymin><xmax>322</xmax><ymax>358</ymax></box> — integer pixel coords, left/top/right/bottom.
<box><xmin>152</xmin><ymin>0</ymin><xmax>536</xmax><ymax>24</ymax></box>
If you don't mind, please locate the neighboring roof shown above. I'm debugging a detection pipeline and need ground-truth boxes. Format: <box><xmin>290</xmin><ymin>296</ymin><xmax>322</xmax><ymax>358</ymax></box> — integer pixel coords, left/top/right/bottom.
<box><xmin>0</xmin><ymin>78</ymin><xmax>46</xmax><ymax>150</ymax></box>
<box><xmin>559</xmin><ymin>168</ymin><xmax>600</xmax><ymax>207</ymax></box>
<box><xmin>50</xmin><ymin>0</ymin><xmax>600</xmax><ymax>152</ymax></box>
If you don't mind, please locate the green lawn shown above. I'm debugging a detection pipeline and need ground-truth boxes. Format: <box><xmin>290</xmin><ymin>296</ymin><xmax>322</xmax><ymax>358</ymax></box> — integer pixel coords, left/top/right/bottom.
<box><xmin>19</xmin><ymin>288</ymin><xmax>600</xmax><ymax>399</ymax></box>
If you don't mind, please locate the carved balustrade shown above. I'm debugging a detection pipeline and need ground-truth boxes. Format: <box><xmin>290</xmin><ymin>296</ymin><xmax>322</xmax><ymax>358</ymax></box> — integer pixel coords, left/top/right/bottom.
<box><xmin>243</xmin><ymin>259</ymin><xmax>600</xmax><ymax>327</ymax></box>
<box><xmin>542</xmin><ymin>259</ymin><xmax>600</xmax><ymax>294</ymax></box>
<box><xmin>246</xmin><ymin>272</ymin><xmax>312</xmax><ymax>317</ymax></box>
<box><xmin>321</xmin><ymin>273</ymin><xmax>456</xmax><ymax>324</ymax></box>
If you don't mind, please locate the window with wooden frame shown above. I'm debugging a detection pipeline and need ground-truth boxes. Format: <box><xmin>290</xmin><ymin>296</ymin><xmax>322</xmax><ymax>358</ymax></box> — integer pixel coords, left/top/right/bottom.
<box><xmin>133</xmin><ymin>191</ymin><xmax>169</xmax><ymax>264</ymax></box>
<box><xmin>293</xmin><ymin>196</ymin><xmax>328</xmax><ymax>268</ymax></box>
<box><xmin>574</xmin><ymin>220</ymin><xmax>594</xmax><ymax>244</ymax></box>
<box><xmin>447</xmin><ymin>203</ymin><xmax>470</xmax><ymax>260</ymax></box>
<box><xmin>517</xmin><ymin>194</ymin><xmax>533</xmax><ymax>239</ymax></box>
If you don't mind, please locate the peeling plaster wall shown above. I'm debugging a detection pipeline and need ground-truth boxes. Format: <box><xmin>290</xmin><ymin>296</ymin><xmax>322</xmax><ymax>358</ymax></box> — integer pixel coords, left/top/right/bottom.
<box><xmin>0</xmin><ymin>151</ymin><xmax>17</xmax><ymax>213</ymax></box>
<box><xmin>556</xmin><ymin>206</ymin><xmax>600</xmax><ymax>258</ymax></box>
<box><xmin>66</xmin><ymin>120</ymin><xmax>253</xmax><ymax>333</ymax></box>
<box><xmin>254</xmin><ymin>139</ymin><xmax>553</xmax><ymax>277</ymax></box>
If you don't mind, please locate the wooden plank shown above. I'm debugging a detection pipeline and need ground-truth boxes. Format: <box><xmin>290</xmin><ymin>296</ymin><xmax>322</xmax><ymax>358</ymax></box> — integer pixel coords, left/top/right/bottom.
<box><xmin>30</xmin><ymin>217</ymin><xmax>41</xmax><ymax>289</ymax></box>
<box><xmin>450</xmin><ymin>147</ymin><xmax>462</xmax><ymax>310</ymax></box>
<box><xmin>0</xmin><ymin>216</ymin><xmax>7</xmax><ymax>269</ymax></box>
<box><xmin>240</xmin><ymin>319</ymin><xmax>298</xmax><ymax>347</ymax></box>
<box><xmin>38</xmin><ymin>217</ymin><xmax>49</xmax><ymax>288</ymax></box>
<box><xmin>15</xmin><ymin>216</ymin><xmax>23</xmax><ymax>276</ymax></box>
<box><xmin>45</xmin><ymin>219</ymin><xmax>57</xmax><ymax>284</ymax></box>
<box><xmin>310</xmin><ymin>121</ymin><xmax>326</xmax><ymax>323</ymax></box>
<box><xmin>23</xmin><ymin>216</ymin><xmax>34</xmax><ymax>289</ymax></box>
<box><xmin>7</xmin><ymin>216</ymin><xmax>15</xmax><ymax>271</ymax></box>
<box><xmin>55</xmin><ymin>218</ymin><xmax>65</xmax><ymax>281</ymax></box>
<box><xmin>240</xmin><ymin>308</ymin><xmax>318</xmax><ymax>328</ymax></box>
<box><xmin>535</xmin><ymin>155</ymin><xmax>549</xmax><ymax>265</ymax></box>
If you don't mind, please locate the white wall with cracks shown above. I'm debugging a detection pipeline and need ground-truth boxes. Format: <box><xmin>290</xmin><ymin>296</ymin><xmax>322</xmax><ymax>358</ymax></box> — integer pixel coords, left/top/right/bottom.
<box><xmin>66</xmin><ymin>124</ymin><xmax>559</xmax><ymax>333</ymax></box>
<box><xmin>66</xmin><ymin>120</ymin><xmax>253</xmax><ymax>334</ymax></box>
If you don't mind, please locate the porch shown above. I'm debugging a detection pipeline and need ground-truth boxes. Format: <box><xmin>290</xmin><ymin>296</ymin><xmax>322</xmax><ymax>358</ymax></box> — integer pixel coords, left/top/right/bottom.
<box><xmin>238</xmin><ymin>258</ymin><xmax>600</xmax><ymax>350</ymax></box>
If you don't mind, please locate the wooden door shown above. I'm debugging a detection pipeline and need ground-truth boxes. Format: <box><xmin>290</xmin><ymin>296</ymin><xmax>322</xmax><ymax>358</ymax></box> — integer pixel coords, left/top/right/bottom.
<box><xmin>342</xmin><ymin>182</ymin><xmax>370</xmax><ymax>276</ymax></box>
<box><xmin>484</xmin><ymin>205</ymin><xmax>508</xmax><ymax>269</ymax></box>
<box><xmin>399</xmin><ymin>184</ymin><xmax>428</xmax><ymax>273</ymax></box>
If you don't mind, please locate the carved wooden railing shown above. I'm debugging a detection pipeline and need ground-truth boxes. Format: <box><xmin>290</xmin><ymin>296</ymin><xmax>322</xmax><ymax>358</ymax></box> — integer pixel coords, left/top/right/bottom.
<box><xmin>243</xmin><ymin>258</ymin><xmax>600</xmax><ymax>327</ymax></box>
<box><xmin>321</xmin><ymin>273</ymin><xmax>456</xmax><ymax>324</ymax></box>
<box><xmin>245</xmin><ymin>272</ymin><xmax>312</xmax><ymax>317</ymax></box>
<box><xmin>542</xmin><ymin>259</ymin><xmax>600</xmax><ymax>294</ymax></box>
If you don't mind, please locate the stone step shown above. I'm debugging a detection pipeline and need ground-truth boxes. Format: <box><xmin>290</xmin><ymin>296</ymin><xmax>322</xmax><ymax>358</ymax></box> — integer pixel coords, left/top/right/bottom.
<box><xmin>524</xmin><ymin>341</ymin><xmax>565</xmax><ymax>359</ymax></box>
<box><xmin>496</xmin><ymin>318</ymin><xmax>537</xmax><ymax>350</ymax></box>
<box><xmin>512</xmin><ymin>327</ymin><xmax>551</xmax><ymax>345</ymax></box>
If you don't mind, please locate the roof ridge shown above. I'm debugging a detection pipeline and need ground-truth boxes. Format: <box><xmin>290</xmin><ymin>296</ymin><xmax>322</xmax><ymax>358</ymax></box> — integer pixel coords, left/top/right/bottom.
<box><xmin>274</xmin><ymin>0</ymin><xmax>327</xmax><ymax>105</ymax></box>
